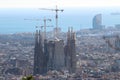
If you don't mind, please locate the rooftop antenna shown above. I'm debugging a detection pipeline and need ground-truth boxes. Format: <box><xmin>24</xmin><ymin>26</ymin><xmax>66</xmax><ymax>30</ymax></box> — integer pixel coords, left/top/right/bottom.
<box><xmin>39</xmin><ymin>5</ymin><xmax>64</xmax><ymax>38</ymax></box>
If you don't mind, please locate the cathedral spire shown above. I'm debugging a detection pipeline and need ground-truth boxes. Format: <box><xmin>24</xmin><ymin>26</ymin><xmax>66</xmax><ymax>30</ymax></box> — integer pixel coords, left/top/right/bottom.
<box><xmin>35</xmin><ymin>30</ymin><xmax>39</xmax><ymax>46</ymax></box>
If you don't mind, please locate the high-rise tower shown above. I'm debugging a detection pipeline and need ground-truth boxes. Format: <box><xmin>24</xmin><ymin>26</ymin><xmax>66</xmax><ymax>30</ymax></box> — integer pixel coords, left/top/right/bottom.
<box><xmin>93</xmin><ymin>14</ymin><xmax>104</xmax><ymax>30</ymax></box>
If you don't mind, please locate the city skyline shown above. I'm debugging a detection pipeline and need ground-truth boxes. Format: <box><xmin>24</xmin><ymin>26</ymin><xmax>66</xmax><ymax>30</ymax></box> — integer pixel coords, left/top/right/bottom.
<box><xmin>0</xmin><ymin>0</ymin><xmax>120</xmax><ymax>33</ymax></box>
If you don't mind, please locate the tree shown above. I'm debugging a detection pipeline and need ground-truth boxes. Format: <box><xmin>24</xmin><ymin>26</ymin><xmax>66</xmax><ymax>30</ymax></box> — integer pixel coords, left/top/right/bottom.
<box><xmin>22</xmin><ymin>75</ymin><xmax>34</xmax><ymax>80</ymax></box>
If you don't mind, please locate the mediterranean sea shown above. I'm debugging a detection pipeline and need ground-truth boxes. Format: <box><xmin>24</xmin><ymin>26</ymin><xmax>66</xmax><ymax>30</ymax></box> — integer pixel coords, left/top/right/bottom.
<box><xmin>0</xmin><ymin>7</ymin><xmax>120</xmax><ymax>34</ymax></box>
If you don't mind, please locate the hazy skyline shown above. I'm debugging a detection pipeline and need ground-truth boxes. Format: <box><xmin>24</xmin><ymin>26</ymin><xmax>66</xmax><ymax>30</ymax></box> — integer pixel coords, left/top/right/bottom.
<box><xmin>0</xmin><ymin>0</ymin><xmax>120</xmax><ymax>34</ymax></box>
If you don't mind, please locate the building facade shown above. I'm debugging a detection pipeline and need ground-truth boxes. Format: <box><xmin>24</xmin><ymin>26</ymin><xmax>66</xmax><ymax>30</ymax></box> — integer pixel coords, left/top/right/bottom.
<box><xmin>33</xmin><ymin>30</ymin><xmax>47</xmax><ymax>75</ymax></box>
<box><xmin>34</xmin><ymin>28</ymin><xmax>76</xmax><ymax>75</ymax></box>
<box><xmin>64</xmin><ymin>28</ymin><xmax>76</xmax><ymax>73</ymax></box>
<box><xmin>93</xmin><ymin>14</ymin><xmax>104</xmax><ymax>30</ymax></box>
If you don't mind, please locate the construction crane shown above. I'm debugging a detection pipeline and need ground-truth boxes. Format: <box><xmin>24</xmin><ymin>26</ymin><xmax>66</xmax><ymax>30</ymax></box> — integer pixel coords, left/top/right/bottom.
<box><xmin>35</xmin><ymin>26</ymin><xmax>44</xmax><ymax>32</ymax></box>
<box><xmin>39</xmin><ymin>6</ymin><xmax>64</xmax><ymax>38</ymax></box>
<box><xmin>43</xmin><ymin>18</ymin><xmax>51</xmax><ymax>39</ymax></box>
<box><xmin>24</xmin><ymin>18</ymin><xmax>52</xmax><ymax>39</ymax></box>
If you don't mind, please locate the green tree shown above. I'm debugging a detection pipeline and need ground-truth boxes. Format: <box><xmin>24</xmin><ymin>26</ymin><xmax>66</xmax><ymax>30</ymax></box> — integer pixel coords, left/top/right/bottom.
<box><xmin>22</xmin><ymin>75</ymin><xmax>34</xmax><ymax>80</ymax></box>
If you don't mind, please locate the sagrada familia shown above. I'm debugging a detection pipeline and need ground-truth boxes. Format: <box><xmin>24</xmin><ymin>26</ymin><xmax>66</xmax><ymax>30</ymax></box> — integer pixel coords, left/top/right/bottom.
<box><xmin>33</xmin><ymin>28</ymin><xmax>76</xmax><ymax>75</ymax></box>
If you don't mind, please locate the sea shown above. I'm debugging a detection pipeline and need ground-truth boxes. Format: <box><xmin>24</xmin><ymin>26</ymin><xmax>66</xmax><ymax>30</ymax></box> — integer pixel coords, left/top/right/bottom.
<box><xmin>0</xmin><ymin>7</ymin><xmax>120</xmax><ymax>34</ymax></box>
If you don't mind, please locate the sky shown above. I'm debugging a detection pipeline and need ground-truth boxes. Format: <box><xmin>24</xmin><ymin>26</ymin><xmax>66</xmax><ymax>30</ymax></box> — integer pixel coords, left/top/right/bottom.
<box><xmin>0</xmin><ymin>0</ymin><xmax>120</xmax><ymax>34</ymax></box>
<box><xmin>0</xmin><ymin>0</ymin><xmax>120</xmax><ymax>8</ymax></box>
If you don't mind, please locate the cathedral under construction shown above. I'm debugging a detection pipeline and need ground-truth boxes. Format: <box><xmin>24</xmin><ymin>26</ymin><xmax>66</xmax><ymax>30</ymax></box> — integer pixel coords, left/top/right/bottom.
<box><xmin>33</xmin><ymin>28</ymin><xmax>76</xmax><ymax>75</ymax></box>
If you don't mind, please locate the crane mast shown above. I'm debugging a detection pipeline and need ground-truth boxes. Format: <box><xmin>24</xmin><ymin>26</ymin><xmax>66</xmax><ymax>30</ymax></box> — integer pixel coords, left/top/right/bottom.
<box><xmin>39</xmin><ymin>6</ymin><xmax>64</xmax><ymax>38</ymax></box>
<box><xmin>43</xmin><ymin>18</ymin><xmax>51</xmax><ymax>39</ymax></box>
<box><xmin>24</xmin><ymin>18</ymin><xmax>51</xmax><ymax>40</ymax></box>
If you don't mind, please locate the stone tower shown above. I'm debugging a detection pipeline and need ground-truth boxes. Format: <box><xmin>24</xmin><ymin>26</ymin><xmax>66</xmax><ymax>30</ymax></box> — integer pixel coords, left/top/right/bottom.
<box><xmin>33</xmin><ymin>27</ymin><xmax>76</xmax><ymax>74</ymax></box>
<box><xmin>33</xmin><ymin>30</ymin><xmax>46</xmax><ymax>75</ymax></box>
<box><xmin>47</xmin><ymin>39</ymin><xmax>65</xmax><ymax>71</ymax></box>
<box><xmin>64</xmin><ymin>27</ymin><xmax>76</xmax><ymax>73</ymax></box>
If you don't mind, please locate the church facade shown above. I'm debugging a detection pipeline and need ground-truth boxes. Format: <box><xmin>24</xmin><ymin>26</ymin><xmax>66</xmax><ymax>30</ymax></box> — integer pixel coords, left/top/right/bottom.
<box><xmin>33</xmin><ymin>28</ymin><xmax>76</xmax><ymax>75</ymax></box>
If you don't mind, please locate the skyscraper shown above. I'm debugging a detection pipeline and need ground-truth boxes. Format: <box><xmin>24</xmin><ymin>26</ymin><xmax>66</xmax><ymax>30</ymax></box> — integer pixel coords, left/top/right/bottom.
<box><xmin>93</xmin><ymin>14</ymin><xmax>104</xmax><ymax>29</ymax></box>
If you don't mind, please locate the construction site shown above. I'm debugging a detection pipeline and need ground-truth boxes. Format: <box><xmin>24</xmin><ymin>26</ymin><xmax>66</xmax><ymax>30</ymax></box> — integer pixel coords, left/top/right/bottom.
<box><xmin>33</xmin><ymin>6</ymin><xmax>76</xmax><ymax>75</ymax></box>
<box><xmin>1</xmin><ymin>5</ymin><xmax>120</xmax><ymax>80</ymax></box>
